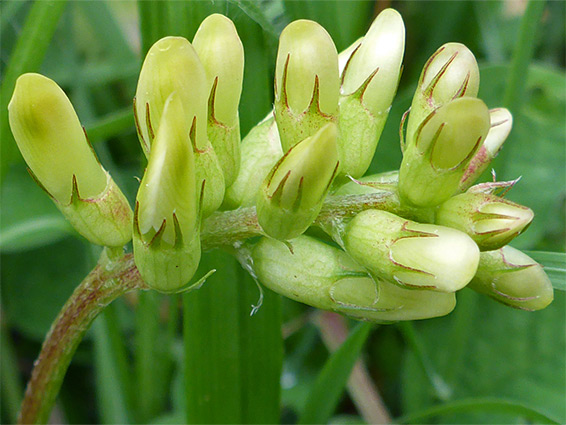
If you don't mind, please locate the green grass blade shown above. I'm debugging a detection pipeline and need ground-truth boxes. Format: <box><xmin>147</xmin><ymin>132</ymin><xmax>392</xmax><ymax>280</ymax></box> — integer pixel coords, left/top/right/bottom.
<box><xmin>395</xmin><ymin>397</ymin><xmax>561</xmax><ymax>424</ymax></box>
<box><xmin>93</xmin><ymin>307</ymin><xmax>132</xmax><ymax>424</ymax></box>
<box><xmin>0</xmin><ymin>0</ymin><xmax>68</xmax><ymax>182</ymax></box>
<box><xmin>0</xmin><ymin>325</ymin><xmax>24</xmax><ymax>424</ymax></box>
<box><xmin>525</xmin><ymin>251</ymin><xmax>566</xmax><ymax>291</ymax></box>
<box><xmin>496</xmin><ymin>0</ymin><xmax>547</xmax><ymax>177</ymax></box>
<box><xmin>183</xmin><ymin>251</ymin><xmax>282</xmax><ymax>423</ymax></box>
<box><xmin>137</xmin><ymin>1</ymin><xmax>168</xmax><ymax>55</ymax></box>
<box><xmin>85</xmin><ymin>107</ymin><xmax>134</xmax><ymax>144</ymax></box>
<box><xmin>298</xmin><ymin>322</ymin><xmax>372</xmax><ymax>425</ymax></box>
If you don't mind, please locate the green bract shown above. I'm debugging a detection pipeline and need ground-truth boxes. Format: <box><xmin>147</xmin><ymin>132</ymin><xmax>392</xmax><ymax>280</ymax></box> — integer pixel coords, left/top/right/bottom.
<box><xmin>8</xmin><ymin>73</ymin><xmax>132</xmax><ymax>247</ymax></box>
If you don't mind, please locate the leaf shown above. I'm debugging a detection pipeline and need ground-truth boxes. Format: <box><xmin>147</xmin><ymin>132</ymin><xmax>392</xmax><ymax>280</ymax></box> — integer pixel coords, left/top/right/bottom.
<box><xmin>299</xmin><ymin>322</ymin><xmax>372</xmax><ymax>424</ymax></box>
<box><xmin>0</xmin><ymin>165</ymin><xmax>73</xmax><ymax>253</ymax></box>
<box><xmin>396</xmin><ymin>397</ymin><xmax>561</xmax><ymax>424</ymax></box>
<box><xmin>401</xmin><ymin>289</ymin><xmax>566</xmax><ymax>423</ymax></box>
<box><xmin>525</xmin><ymin>251</ymin><xmax>566</xmax><ymax>291</ymax></box>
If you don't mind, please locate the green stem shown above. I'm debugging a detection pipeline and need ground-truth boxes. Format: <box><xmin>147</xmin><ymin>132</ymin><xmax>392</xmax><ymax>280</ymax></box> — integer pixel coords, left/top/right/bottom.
<box><xmin>17</xmin><ymin>252</ymin><xmax>148</xmax><ymax>425</ymax></box>
<box><xmin>395</xmin><ymin>397</ymin><xmax>560</xmax><ymax>424</ymax></box>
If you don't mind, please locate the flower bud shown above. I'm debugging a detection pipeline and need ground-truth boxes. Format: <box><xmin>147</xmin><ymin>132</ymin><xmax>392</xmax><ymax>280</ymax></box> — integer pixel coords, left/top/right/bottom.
<box><xmin>469</xmin><ymin>246</ymin><xmax>553</xmax><ymax>311</ymax></box>
<box><xmin>436</xmin><ymin>192</ymin><xmax>533</xmax><ymax>251</ymax></box>
<box><xmin>460</xmin><ymin>108</ymin><xmax>513</xmax><ymax>190</ymax></box>
<box><xmin>223</xmin><ymin>116</ymin><xmax>283</xmax><ymax>209</ymax></box>
<box><xmin>406</xmin><ymin>43</ymin><xmax>480</xmax><ymax>141</ymax></box>
<box><xmin>342</xmin><ymin>210</ymin><xmax>479</xmax><ymax>292</ymax></box>
<box><xmin>134</xmin><ymin>36</ymin><xmax>225</xmax><ymax>217</ymax></box>
<box><xmin>338</xmin><ymin>9</ymin><xmax>405</xmax><ymax>178</ymax></box>
<box><xmin>399</xmin><ymin>97</ymin><xmax>490</xmax><ymax>207</ymax></box>
<box><xmin>256</xmin><ymin>123</ymin><xmax>339</xmax><ymax>240</ymax></box>
<box><xmin>193</xmin><ymin>14</ymin><xmax>244</xmax><ymax>186</ymax></box>
<box><xmin>8</xmin><ymin>73</ymin><xmax>132</xmax><ymax>247</ymax></box>
<box><xmin>275</xmin><ymin>20</ymin><xmax>339</xmax><ymax>151</ymax></box>
<box><xmin>133</xmin><ymin>94</ymin><xmax>201</xmax><ymax>292</ymax></box>
<box><xmin>251</xmin><ymin>235</ymin><xmax>456</xmax><ymax>322</ymax></box>
<box><xmin>333</xmin><ymin>170</ymin><xmax>399</xmax><ymax>196</ymax></box>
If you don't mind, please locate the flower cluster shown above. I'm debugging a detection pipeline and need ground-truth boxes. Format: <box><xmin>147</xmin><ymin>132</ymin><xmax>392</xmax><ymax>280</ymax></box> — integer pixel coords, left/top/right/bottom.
<box><xmin>8</xmin><ymin>10</ymin><xmax>553</xmax><ymax>318</ymax></box>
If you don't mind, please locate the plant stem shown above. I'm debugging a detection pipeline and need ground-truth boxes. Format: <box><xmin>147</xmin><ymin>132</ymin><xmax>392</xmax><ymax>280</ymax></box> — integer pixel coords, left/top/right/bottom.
<box><xmin>18</xmin><ymin>252</ymin><xmax>148</xmax><ymax>425</ymax></box>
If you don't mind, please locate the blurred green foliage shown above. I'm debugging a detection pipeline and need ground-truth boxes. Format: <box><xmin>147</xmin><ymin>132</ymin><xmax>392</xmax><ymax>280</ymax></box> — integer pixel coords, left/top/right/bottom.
<box><xmin>1</xmin><ymin>1</ymin><xmax>564</xmax><ymax>424</ymax></box>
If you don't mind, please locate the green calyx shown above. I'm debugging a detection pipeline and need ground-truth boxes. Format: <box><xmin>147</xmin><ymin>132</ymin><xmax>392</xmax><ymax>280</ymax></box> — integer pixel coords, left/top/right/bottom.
<box><xmin>469</xmin><ymin>246</ymin><xmax>553</xmax><ymax>311</ymax></box>
<box><xmin>342</xmin><ymin>210</ymin><xmax>479</xmax><ymax>292</ymax></box>
<box><xmin>256</xmin><ymin>123</ymin><xmax>339</xmax><ymax>240</ymax></box>
<box><xmin>251</xmin><ymin>235</ymin><xmax>456</xmax><ymax>322</ymax></box>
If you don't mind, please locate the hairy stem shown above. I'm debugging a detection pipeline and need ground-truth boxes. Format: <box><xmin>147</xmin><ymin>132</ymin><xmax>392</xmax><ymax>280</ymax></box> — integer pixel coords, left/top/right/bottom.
<box><xmin>18</xmin><ymin>251</ymin><xmax>148</xmax><ymax>425</ymax></box>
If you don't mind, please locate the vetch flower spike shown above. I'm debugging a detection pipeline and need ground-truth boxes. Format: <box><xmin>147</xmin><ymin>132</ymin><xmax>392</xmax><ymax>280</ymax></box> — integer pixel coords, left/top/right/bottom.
<box><xmin>251</xmin><ymin>235</ymin><xmax>456</xmax><ymax>322</ymax></box>
<box><xmin>338</xmin><ymin>8</ymin><xmax>405</xmax><ymax>178</ymax></box>
<box><xmin>342</xmin><ymin>210</ymin><xmax>479</xmax><ymax>292</ymax></box>
<box><xmin>399</xmin><ymin>97</ymin><xmax>491</xmax><ymax>207</ymax></box>
<box><xmin>134</xmin><ymin>36</ymin><xmax>225</xmax><ymax>217</ymax></box>
<box><xmin>256</xmin><ymin>122</ymin><xmax>339</xmax><ymax>240</ymax></box>
<box><xmin>133</xmin><ymin>93</ymin><xmax>201</xmax><ymax>293</ymax></box>
<box><xmin>193</xmin><ymin>14</ymin><xmax>244</xmax><ymax>187</ymax></box>
<box><xmin>460</xmin><ymin>108</ymin><xmax>513</xmax><ymax>190</ymax></box>
<box><xmin>406</xmin><ymin>42</ymin><xmax>480</xmax><ymax>143</ymax></box>
<box><xmin>274</xmin><ymin>20</ymin><xmax>339</xmax><ymax>152</ymax></box>
<box><xmin>469</xmin><ymin>246</ymin><xmax>553</xmax><ymax>311</ymax></box>
<box><xmin>436</xmin><ymin>192</ymin><xmax>533</xmax><ymax>251</ymax></box>
<box><xmin>8</xmin><ymin>73</ymin><xmax>132</xmax><ymax>247</ymax></box>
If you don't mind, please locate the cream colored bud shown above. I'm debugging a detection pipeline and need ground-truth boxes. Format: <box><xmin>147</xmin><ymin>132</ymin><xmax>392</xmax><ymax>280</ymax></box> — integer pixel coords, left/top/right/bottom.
<box><xmin>275</xmin><ymin>20</ymin><xmax>339</xmax><ymax>115</ymax></box>
<box><xmin>436</xmin><ymin>192</ymin><xmax>533</xmax><ymax>251</ymax></box>
<box><xmin>193</xmin><ymin>13</ymin><xmax>244</xmax><ymax>127</ymax></box>
<box><xmin>470</xmin><ymin>246</ymin><xmax>553</xmax><ymax>311</ymax></box>
<box><xmin>257</xmin><ymin>123</ymin><xmax>339</xmax><ymax>240</ymax></box>
<box><xmin>9</xmin><ymin>73</ymin><xmax>107</xmax><ymax>202</ymax></box>
<box><xmin>341</xmin><ymin>8</ymin><xmax>405</xmax><ymax>115</ymax></box>
<box><xmin>134</xmin><ymin>94</ymin><xmax>201</xmax><ymax>292</ymax></box>
<box><xmin>343</xmin><ymin>210</ymin><xmax>479</xmax><ymax>292</ymax></box>
<box><xmin>8</xmin><ymin>73</ymin><xmax>132</xmax><ymax>247</ymax></box>
<box><xmin>135</xmin><ymin>36</ymin><xmax>208</xmax><ymax>154</ymax></box>
<box><xmin>251</xmin><ymin>235</ymin><xmax>456</xmax><ymax>322</ymax></box>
